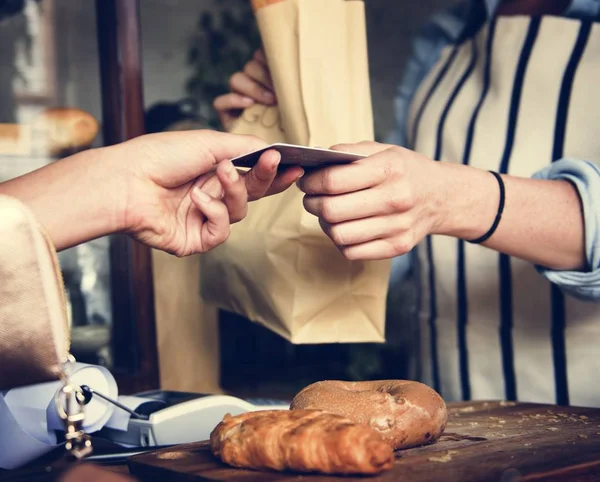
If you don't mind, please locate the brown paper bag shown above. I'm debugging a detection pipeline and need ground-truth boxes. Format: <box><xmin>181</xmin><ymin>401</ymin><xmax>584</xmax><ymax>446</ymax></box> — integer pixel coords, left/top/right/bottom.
<box><xmin>200</xmin><ymin>0</ymin><xmax>391</xmax><ymax>343</ymax></box>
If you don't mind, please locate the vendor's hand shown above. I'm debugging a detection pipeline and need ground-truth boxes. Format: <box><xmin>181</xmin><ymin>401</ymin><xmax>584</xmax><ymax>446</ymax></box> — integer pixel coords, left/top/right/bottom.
<box><xmin>214</xmin><ymin>49</ymin><xmax>276</xmax><ymax>130</ymax></box>
<box><xmin>117</xmin><ymin>130</ymin><xmax>301</xmax><ymax>256</ymax></box>
<box><xmin>297</xmin><ymin>141</ymin><xmax>445</xmax><ymax>260</ymax></box>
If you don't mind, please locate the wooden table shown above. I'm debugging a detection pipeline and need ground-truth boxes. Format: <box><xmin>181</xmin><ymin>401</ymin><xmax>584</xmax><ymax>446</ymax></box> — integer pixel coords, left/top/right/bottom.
<box><xmin>3</xmin><ymin>401</ymin><xmax>600</xmax><ymax>481</ymax></box>
<box><xmin>128</xmin><ymin>401</ymin><xmax>600</xmax><ymax>481</ymax></box>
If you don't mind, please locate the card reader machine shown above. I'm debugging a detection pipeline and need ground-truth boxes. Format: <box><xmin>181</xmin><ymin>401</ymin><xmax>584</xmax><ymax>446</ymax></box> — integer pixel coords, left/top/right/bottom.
<box><xmin>96</xmin><ymin>390</ymin><xmax>289</xmax><ymax>447</ymax></box>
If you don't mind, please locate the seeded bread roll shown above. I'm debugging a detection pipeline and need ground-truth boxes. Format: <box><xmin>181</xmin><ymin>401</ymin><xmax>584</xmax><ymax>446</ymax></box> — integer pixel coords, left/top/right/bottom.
<box><xmin>291</xmin><ymin>380</ymin><xmax>447</xmax><ymax>450</ymax></box>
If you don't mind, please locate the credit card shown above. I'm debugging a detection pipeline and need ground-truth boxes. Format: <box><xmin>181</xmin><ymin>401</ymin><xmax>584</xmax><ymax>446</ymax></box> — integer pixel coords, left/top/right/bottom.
<box><xmin>231</xmin><ymin>143</ymin><xmax>365</xmax><ymax>169</ymax></box>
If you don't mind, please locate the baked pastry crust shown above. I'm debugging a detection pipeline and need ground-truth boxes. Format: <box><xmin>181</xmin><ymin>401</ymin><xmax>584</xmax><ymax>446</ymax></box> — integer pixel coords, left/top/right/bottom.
<box><xmin>210</xmin><ymin>409</ymin><xmax>394</xmax><ymax>475</ymax></box>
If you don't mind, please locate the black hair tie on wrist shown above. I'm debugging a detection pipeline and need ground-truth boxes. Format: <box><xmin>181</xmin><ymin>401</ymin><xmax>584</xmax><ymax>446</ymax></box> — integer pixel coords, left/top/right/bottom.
<box><xmin>467</xmin><ymin>171</ymin><xmax>505</xmax><ymax>245</ymax></box>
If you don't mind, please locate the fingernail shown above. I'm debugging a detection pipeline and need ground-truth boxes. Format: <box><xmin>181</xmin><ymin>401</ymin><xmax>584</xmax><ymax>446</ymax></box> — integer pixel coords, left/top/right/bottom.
<box><xmin>262</xmin><ymin>91</ymin><xmax>275</xmax><ymax>103</ymax></box>
<box><xmin>242</xmin><ymin>96</ymin><xmax>254</xmax><ymax>106</ymax></box>
<box><xmin>225</xmin><ymin>163</ymin><xmax>239</xmax><ymax>181</ymax></box>
<box><xmin>270</xmin><ymin>152</ymin><xmax>281</xmax><ymax>172</ymax></box>
<box><xmin>194</xmin><ymin>189</ymin><xmax>212</xmax><ymax>204</ymax></box>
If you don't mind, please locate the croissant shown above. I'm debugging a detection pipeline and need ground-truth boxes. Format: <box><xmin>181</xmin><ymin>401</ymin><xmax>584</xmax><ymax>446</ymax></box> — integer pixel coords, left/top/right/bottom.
<box><xmin>210</xmin><ymin>409</ymin><xmax>394</xmax><ymax>475</ymax></box>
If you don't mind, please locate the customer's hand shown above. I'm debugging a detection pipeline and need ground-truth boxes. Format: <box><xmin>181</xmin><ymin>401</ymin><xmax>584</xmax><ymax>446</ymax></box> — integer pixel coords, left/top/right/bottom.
<box><xmin>297</xmin><ymin>141</ymin><xmax>446</xmax><ymax>260</ymax></box>
<box><xmin>120</xmin><ymin>130</ymin><xmax>301</xmax><ymax>256</ymax></box>
<box><xmin>0</xmin><ymin>129</ymin><xmax>301</xmax><ymax>254</ymax></box>
<box><xmin>213</xmin><ymin>49</ymin><xmax>276</xmax><ymax>130</ymax></box>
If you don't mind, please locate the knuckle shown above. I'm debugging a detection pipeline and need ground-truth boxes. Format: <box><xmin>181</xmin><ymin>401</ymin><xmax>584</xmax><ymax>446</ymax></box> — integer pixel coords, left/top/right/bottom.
<box><xmin>229</xmin><ymin>72</ymin><xmax>243</xmax><ymax>90</ymax></box>
<box><xmin>211</xmin><ymin>227</ymin><xmax>230</xmax><ymax>249</ymax></box>
<box><xmin>404</xmin><ymin>185</ymin><xmax>417</xmax><ymax>208</ymax></box>
<box><xmin>174</xmin><ymin>247</ymin><xmax>187</xmax><ymax>258</ymax></box>
<box><xmin>251</xmin><ymin>83</ymin><xmax>266</xmax><ymax>99</ymax></box>
<box><xmin>321</xmin><ymin>169</ymin><xmax>338</xmax><ymax>193</ymax></box>
<box><xmin>384</xmin><ymin>191</ymin><xmax>405</xmax><ymax>213</ymax></box>
<box><xmin>320</xmin><ymin>198</ymin><xmax>338</xmax><ymax>223</ymax></box>
<box><xmin>391</xmin><ymin>184</ymin><xmax>416</xmax><ymax>212</ymax></box>
<box><xmin>357</xmin><ymin>140</ymin><xmax>374</xmax><ymax>147</ymax></box>
<box><xmin>383</xmin><ymin>148</ymin><xmax>407</xmax><ymax>170</ymax></box>
<box><xmin>387</xmin><ymin>145</ymin><xmax>406</xmax><ymax>157</ymax></box>
<box><xmin>380</xmin><ymin>159</ymin><xmax>393</xmax><ymax>179</ymax></box>
<box><xmin>242</xmin><ymin>133</ymin><xmax>261</xmax><ymax>145</ymax></box>
<box><xmin>389</xmin><ymin>234</ymin><xmax>415</xmax><ymax>256</ymax></box>
<box><xmin>330</xmin><ymin>143</ymin><xmax>350</xmax><ymax>152</ymax></box>
<box><xmin>237</xmin><ymin>204</ymin><xmax>249</xmax><ymax>221</ymax></box>
<box><xmin>297</xmin><ymin>178</ymin><xmax>310</xmax><ymax>194</ymax></box>
<box><xmin>243</xmin><ymin>60</ymin><xmax>256</xmax><ymax>76</ymax></box>
<box><xmin>341</xmin><ymin>247</ymin><xmax>358</xmax><ymax>261</ymax></box>
<box><xmin>229</xmin><ymin>210</ymin><xmax>242</xmax><ymax>223</ymax></box>
<box><xmin>250</xmin><ymin>165</ymin><xmax>271</xmax><ymax>183</ymax></box>
<box><xmin>220</xmin><ymin>227</ymin><xmax>231</xmax><ymax>244</ymax></box>
<box><xmin>302</xmin><ymin>194</ymin><xmax>311</xmax><ymax>210</ymax></box>
<box><xmin>328</xmin><ymin>224</ymin><xmax>346</xmax><ymax>246</ymax></box>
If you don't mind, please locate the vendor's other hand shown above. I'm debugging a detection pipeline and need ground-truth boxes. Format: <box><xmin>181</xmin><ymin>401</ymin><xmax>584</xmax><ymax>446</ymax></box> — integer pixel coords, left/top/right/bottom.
<box><xmin>214</xmin><ymin>49</ymin><xmax>276</xmax><ymax>131</ymax></box>
<box><xmin>297</xmin><ymin>141</ymin><xmax>445</xmax><ymax>260</ymax></box>
<box><xmin>117</xmin><ymin>130</ymin><xmax>301</xmax><ymax>256</ymax></box>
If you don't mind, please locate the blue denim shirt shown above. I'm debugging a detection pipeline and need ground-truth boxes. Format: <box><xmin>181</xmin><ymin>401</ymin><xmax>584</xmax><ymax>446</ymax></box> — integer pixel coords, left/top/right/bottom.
<box><xmin>387</xmin><ymin>0</ymin><xmax>600</xmax><ymax>301</ymax></box>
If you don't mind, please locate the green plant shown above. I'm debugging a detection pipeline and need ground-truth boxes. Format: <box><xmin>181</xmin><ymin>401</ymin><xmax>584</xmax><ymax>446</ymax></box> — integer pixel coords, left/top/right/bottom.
<box><xmin>186</xmin><ymin>0</ymin><xmax>261</xmax><ymax>130</ymax></box>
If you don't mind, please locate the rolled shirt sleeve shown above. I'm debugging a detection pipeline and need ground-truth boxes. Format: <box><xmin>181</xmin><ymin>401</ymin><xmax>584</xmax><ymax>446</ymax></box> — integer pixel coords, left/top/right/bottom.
<box><xmin>532</xmin><ymin>159</ymin><xmax>600</xmax><ymax>301</ymax></box>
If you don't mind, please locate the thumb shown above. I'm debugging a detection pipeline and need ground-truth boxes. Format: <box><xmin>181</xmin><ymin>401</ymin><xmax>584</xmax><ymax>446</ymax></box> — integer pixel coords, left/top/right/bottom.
<box><xmin>126</xmin><ymin>130</ymin><xmax>268</xmax><ymax>188</ymax></box>
<box><xmin>330</xmin><ymin>141</ymin><xmax>393</xmax><ymax>157</ymax></box>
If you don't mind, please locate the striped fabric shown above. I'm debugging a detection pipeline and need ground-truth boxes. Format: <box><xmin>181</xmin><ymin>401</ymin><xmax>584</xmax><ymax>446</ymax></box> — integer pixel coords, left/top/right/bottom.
<box><xmin>408</xmin><ymin>14</ymin><xmax>600</xmax><ymax>406</ymax></box>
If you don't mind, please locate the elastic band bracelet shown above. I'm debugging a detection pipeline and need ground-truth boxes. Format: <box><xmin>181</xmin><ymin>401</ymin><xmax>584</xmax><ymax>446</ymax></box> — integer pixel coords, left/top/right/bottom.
<box><xmin>467</xmin><ymin>171</ymin><xmax>505</xmax><ymax>245</ymax></box>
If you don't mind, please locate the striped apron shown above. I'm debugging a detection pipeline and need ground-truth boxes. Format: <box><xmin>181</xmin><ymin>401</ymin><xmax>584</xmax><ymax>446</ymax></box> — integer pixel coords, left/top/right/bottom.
<box><xmin>408</xmin><ymin>13</ymin><xmax>600</xmax><ymax>406</ymax></box>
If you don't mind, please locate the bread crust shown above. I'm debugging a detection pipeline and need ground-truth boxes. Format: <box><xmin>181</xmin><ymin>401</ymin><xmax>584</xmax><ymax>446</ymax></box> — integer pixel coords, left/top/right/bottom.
<box><xmin>291</xmin><ymin>380</ymin><xmax>447</xmax><ymax>450</ymax></box>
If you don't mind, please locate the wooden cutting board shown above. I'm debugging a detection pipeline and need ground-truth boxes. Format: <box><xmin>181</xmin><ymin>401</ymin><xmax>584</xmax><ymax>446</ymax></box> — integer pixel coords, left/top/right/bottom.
<box><xmin>128</xmin><ymin>401</ymin><xmax>600</xmax><ymax>481</ymax></box>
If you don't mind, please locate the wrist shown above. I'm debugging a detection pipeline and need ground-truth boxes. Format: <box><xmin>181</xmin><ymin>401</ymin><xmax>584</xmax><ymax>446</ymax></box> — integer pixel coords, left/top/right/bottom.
<box><xmin>96</xmin><ymin>143</ymin><xmax>138</xmax><ymax>236</ymax></box>
<box><xmin>63</xmin><ymin>146</ymin><xmax>129</xmax><ymax>243</ymax></box>
<box><xmin>430</xmin><ymin>162</ymin><xmax>500</xmax><ymax>240</ymax></box>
